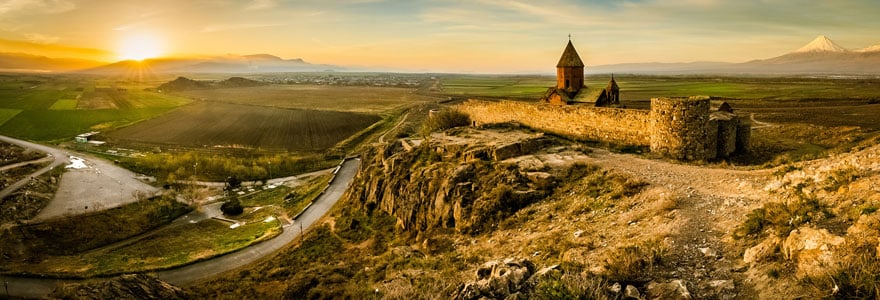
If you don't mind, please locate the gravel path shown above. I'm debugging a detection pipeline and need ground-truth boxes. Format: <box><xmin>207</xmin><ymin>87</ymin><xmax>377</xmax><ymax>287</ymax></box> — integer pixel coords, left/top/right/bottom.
<box><xmin>585</xmin><ymin>148</ymin><xmax>775</xmax><ymax>298</ymax></box>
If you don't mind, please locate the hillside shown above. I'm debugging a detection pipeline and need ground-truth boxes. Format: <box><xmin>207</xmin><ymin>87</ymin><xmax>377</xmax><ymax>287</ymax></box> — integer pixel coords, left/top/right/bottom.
<box><xmin>0</xmin><ymin>52</ymin><xmax>104</xmax><ymax>72</ymax></box>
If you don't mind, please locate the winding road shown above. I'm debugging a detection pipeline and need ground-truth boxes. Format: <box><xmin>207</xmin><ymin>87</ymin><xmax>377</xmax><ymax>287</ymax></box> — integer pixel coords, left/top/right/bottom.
<box><xmin>0</xmin><ymin>135</ymin><xmax>69</xmax><ymax>200</ymax></box>
<box><xmin>0</xmin><ymin>157</ymin><xmax>360</xmax><ymax>298</ymax></box>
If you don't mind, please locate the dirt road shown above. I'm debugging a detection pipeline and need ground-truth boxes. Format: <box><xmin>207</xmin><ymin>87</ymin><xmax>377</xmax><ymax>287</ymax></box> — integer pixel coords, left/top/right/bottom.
<box><xmin>0</xmin><ymin>158</ymin><xmax>360</xmax><ymax>298</ymax></box>
<box><xmin>0</xmin><ymin>135</ymin><xmax>69</xmax><ymax>200</ymax></box>
<box><xmin>584</xmin><ymin>148</ymin><xmax>776</xmax><ymax>298</ymax></box>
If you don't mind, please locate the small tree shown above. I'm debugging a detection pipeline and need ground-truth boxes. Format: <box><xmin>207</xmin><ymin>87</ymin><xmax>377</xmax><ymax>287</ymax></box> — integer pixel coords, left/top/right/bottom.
<box><xmin>221</xmin><ymin>197</ymin><xmax>244</xmax><ymax>216</ymax></box>
<box><xmin>225</xmin><ymin>175</ymin><xmax>242</xmax><ymax>191</ymax></box>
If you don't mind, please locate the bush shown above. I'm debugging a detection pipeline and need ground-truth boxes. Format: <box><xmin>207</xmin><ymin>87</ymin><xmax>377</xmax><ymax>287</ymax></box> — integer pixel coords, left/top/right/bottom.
<box><xmin>221</xmin><ymin>198</ymin><xmax>244</xmax><ymax>216</ymax></box>
<box><xmin>806</xmin><ymin>241</ymin><xmax>880</xmax><ymax>298</ymax></box>
<box><xmin>735</xmin><ymin>193</ymin><xmax>832</xmax><ymax>238</ymax></box>
<box><xmin>422</xmin><ymin>109</ymin><xmax>471</xmax><ymax>134</ymax></box>
<box><xmin>603</xmin><ymin>239</ymin><xmax>666</xmax><ymax>282</ymax></box>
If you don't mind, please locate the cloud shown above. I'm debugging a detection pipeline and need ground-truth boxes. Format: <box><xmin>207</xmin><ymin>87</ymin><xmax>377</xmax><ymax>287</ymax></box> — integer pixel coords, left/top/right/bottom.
<box><xmin>201</xmin><ymin>23</ymin><xmax>283</xmax><ymax>33</ymax></box>
<box><xmin>23</xmin><ymin>32</ymin><xmax>59</xmax><ymax>44</ymax></box>
<box><xmin>246</xmin><ymin>0</ymin><xmax>278</xmax><ymax>10</ymax></box>
<box><xmin>0</xmin><ymin>0</ymin><xmax>75</xmax><ymax>15</ymax></box>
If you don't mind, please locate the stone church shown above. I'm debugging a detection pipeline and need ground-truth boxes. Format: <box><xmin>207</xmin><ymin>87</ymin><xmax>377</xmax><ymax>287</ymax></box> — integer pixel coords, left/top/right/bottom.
<box><xmin>542</xmin><ymin>40</ymin><xmax>620</xmax><ymax>107</ymax></box>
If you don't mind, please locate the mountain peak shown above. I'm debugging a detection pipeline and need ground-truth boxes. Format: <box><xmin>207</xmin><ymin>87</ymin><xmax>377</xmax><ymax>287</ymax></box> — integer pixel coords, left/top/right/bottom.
<box><xmin>793</xmin><ymin>35</ymin><xmax>849</xmax><ymax>53</ymax></box>
<box><xmin>855</xmin><ymin>44</ymin><xmax>880</xmax><ymax>53</ymax></box>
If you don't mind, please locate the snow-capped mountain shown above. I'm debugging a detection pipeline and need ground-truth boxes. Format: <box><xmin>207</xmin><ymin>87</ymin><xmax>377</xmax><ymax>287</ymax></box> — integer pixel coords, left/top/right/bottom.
<box><xmin>855</xmin><ymin>44</ymin><xmax>880</xmax><ymax>53</ymax></box>
<box><xmin>792</xmin><ymin>35</ymin><xmax>849</xmax><ymax>53</ymax></box>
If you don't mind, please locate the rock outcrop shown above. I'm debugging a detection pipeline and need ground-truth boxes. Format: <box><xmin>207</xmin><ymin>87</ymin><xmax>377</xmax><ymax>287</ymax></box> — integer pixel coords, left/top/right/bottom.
<box><xmin>49</xmin><ymin>274</ymin><xmax>188</xmax><ymax>300</ymax></box>
<box><xmin>348</xmin><ymin>129</ymin><xmax>572</xmax><ymax>234</ymax></box>
<box><xmin>782</xmin><ymin>226</ymin><xmax>845</xmax><ymax>278</ymax></box>
<box><xmin>454</xmin><ymin>258</ymin><xmax>536</xmax><ymax>300</ymax></box>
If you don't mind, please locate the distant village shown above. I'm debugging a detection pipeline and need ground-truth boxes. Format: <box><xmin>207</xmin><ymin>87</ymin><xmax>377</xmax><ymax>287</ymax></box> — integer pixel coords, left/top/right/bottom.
<box><xmin>255</xmin><ymin>73</ymin><xmax>424</xmax><ymax>87</ymax></box>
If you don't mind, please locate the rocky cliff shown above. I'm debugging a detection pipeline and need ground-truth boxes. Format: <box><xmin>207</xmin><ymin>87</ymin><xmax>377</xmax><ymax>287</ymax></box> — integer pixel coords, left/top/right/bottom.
<box><xmin>347</xmin><ymin>127</ymin><xmax>581</xmax><ymax>234</ymax></box>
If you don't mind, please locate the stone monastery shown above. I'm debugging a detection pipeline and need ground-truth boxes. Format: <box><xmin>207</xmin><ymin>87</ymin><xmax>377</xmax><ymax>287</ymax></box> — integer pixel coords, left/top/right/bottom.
<box><xmin>457</xmin><ymin>40</ymin><xmax>751</xmax><ymax>161</ymax></box>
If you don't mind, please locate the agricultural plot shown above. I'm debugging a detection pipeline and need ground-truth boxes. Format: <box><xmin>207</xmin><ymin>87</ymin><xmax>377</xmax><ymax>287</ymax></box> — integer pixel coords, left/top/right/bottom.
<box><xmin>440</xmin><ymin>75</ymin><xmax>555</xmax><ymax>98</ymax></box>
<box><xmin>439</xmin><ymin>75</ymin><xmax>880</xmax><ymax>102</ymax></box>
<box><xmin>105</xmin><ymin>102</ymin><xmax>381</xmax><ymax>151</ymax></box>
<box><xmin>177</xmin><ymin>85</ymin><xmax>433</xmax><ymax>114</ymax></box>
<box><xmin>0</xmin><ymin>77</ymin><xmax>191</xmax><ymax>141</ymax></box>
<box><xmin>48</xmin><ymin>99</ymin><xmax>77</xmax><ymax>110</ymax></box>
<box><xmin>0</xmin><ymin>108</ymin><xmax>21</xmax><ymax>126</ymax></box>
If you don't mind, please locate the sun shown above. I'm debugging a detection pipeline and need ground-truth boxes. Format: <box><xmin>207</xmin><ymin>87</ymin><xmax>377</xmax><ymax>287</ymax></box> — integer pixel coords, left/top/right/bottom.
<box><xmin>117</xmin><ymin>33</ymin><xmax>163</xmax><ymax>61</ymax></box>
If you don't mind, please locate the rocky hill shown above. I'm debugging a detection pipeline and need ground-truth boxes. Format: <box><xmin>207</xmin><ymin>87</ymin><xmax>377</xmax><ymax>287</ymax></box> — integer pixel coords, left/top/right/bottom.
<box><xmin>157</xmin><ymin>76</ymin><xmax>208</xmax><ymax>92</ymax></box>
<box><xmin>348</xmin><ymin>126</ymin><xmax>576</xmax><ymax>234</ymax></box>
<box><xmin>185</xmin><ymin>117</ymin><xmax>880</xmax><ymax>299</ymax></box>
<box><xmin>50</xmin><ymin>274</ymin><xmax>188</xmax><ymax>299</ymax></box>
<box><xmin>157</xmin><ymin>76</ymin><xmax>265</xmax><ymax>92</ymax></box>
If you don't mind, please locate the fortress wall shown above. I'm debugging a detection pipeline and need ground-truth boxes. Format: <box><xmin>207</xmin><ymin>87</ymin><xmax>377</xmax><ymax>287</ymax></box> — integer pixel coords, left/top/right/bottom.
<box><xmin>456</xmin><ymin>100</ymin><xmax>651</xmax><ymax>146</ymax></box>
<box><xmin>650</xmin><ymin>97</ymin><xmax>712</xmax><ymax>160</ymax></box>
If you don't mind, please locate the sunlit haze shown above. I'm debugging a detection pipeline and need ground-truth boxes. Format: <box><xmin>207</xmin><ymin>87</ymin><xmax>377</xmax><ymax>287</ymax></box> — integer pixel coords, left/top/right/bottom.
<box><xmin>1</xmin><ymin>0</ymin><xmax>879</xmax><ymax>73</ymax></box>
<box><xmin>117</xmin><ymin>32</ymin><xmax>163</xmax><ymax>61</ymax></box>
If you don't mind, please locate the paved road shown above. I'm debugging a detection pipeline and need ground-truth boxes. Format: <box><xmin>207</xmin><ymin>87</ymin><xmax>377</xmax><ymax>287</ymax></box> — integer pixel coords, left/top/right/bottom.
<box><xmin>0</xmin><ymin>135</ymin><xmax>69</xmax><ymax>200</ymax></box>
<box><xmin>0</xmin><ymin>157</ymin><xmax>360</xmax><ymax>298</ymax></box>
<box><xmin>0</xmin><ymin>156</ymin><xmax>53</xmax><ymax>172</ymax></box>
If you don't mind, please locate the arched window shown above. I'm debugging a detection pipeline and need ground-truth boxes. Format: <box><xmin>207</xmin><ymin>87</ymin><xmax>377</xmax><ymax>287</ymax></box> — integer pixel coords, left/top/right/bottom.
<box><xmin>565</xmin><ymin>79</ymin><xmax>570</xmax><ymax>89</ymax></box>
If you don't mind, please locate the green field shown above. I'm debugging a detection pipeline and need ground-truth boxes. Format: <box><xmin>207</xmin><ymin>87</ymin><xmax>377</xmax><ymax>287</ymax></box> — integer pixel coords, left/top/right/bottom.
<box><xmin>440</xmin><ymin>75</ymin><xmax>554</xmax><ymax>98</ymax></box>
<box><xmin>48</xmin><ymin>99</ymin><xmax>78</xmax><ymax>110</ymax></box>
<box><xmin>0</xmin><ymin>108</ymin><xmax>21</xmax><ymax>126</ymax></box>
<box><xmin>439</xmin><ymin>75</ymin><xmax>880</xmax><ymax>102</ymax></box>
<box><xmin>0</xmin><ymin>76</ymin><xmax>191</xmax><ymax>141</ymax></box>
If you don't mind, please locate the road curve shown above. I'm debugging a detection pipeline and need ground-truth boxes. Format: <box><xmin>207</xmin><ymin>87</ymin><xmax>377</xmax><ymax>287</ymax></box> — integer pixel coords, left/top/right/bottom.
<box><xmin>0</xmin><ymin>158</ymin><xmax>360</xmax><ymax>298</ymax></box>
<box><xmin>0</xmin><ymin>135</ymin><xmax>69</xmax><ymax>200</ymax></box>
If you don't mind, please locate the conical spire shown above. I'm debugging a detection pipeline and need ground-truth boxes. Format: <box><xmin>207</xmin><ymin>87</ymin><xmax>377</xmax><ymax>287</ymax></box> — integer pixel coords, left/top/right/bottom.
<box><xmin>606</xmin><ymin>73</ymin><xmax>619</xmax><ymax>90</ymax></box>
<box><xmin>556</xmin><ymin>40</ymin><xmax>584</xmax><ymax>68</ymax></box>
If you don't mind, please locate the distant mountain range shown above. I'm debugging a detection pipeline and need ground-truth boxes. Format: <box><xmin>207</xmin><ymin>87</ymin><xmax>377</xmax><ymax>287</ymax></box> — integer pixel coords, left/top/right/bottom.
<box><xmin>588</xmin><ymin>36</ymin><xmax>880</xmax><ymax>75</ymax></box>
<box><xmin>0</xmin><ymin>52</ymin><xmax>104</xmax><ymax>72</ymax></box>
<box><xmin>2</xmin><ymin>35</ymin><xmax>879</xmax><ymax>75</ymax></box>
<box><xmin>83</xmin><ymin>54</ymin><xmax>340</xmax><ymax>75</ymax></box>
<box><xmin>0</xmin><ymin>52</ymin><xmax>340</xmax><ymax>74</ymax></box>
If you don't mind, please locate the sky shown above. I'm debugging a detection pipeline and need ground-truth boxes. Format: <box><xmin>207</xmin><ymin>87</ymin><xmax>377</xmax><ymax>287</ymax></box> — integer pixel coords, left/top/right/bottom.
<box><xmin>1</xmin><ymin>0</ymin><xmax>880</xmax><ymax>73</ymax></box>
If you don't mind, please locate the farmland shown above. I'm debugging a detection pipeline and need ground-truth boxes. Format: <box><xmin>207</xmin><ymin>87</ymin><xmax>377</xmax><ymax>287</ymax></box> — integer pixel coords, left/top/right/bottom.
<box><xmin>105</xmin><ymin>102</ymin><xmax>380</xmax><ymax>151</ymax></box>
<box><xmin>439</xmin><ymin>74</ymin><xmax>880</xmax><ymax>102</ymax></box>
<box><xmin>177</xmin><ymin>84</ymin><xmax>433</xmax><ymax>114</ymax></box>
<box><xmin>0</xmin><ymin>74</ymin><xmax>191</xmax><ymax>141</ymax></box>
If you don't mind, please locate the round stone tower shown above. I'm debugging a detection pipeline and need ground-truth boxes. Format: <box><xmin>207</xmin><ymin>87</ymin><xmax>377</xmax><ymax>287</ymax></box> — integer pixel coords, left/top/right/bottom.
<box><xmin>650</xmin><ymin>97</ymin><xmax>711</xmax><ymax>160</ymax></box>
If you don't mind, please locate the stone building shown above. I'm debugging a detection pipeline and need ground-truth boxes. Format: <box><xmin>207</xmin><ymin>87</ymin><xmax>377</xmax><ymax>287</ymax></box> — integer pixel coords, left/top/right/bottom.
<box><xmin>557</xmin><ymin>40</ymin><xmax>584</xmax><ymax>93</ymax></box>
<box><xmin>543</xmin><ymin>40</ymin><xmax>621</xmax><ymax>107</ymax></box>
<box><xmin>595</xmin><ymin>75</ymin><xmax>621</xmax><ymax>107</ymax></box>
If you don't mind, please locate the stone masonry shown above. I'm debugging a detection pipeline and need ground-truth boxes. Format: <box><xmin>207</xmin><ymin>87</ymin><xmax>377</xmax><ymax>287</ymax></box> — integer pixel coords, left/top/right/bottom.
<box><xmin>457</xmin><ymin>97</ymin><xmax>750</xmax><ymax>161</ymax></box>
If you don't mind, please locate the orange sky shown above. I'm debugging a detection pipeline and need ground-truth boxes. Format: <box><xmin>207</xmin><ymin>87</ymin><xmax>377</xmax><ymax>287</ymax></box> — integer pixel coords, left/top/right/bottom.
<box><xmin>2</xmin><ymin>0</ymin><xmax>879</xmax><ymax>73</ymax></box>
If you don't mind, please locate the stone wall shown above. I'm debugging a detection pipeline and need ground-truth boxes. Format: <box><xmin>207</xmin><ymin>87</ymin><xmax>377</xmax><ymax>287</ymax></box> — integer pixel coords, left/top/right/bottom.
<box><xmin>456</xmin><ymin>97</ymin><xmax>749</xmax><ymax>161</ymax></box>
<box><xmin>456</xmin><ymin>100</ymin><xmax>651</xmax><ymax>146</ymax></box>
<box><xmin>650</xmin><ymin>97</ymin><xmax>712</xmax><ymax>160</ymax></box>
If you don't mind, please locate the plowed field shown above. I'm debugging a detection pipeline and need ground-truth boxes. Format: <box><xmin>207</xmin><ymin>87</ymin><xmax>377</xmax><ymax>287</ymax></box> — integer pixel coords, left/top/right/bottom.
<box><xmin>106</xmin><ymin>102</ymin><xmax>380</xmax><ymax>151</ymax></box>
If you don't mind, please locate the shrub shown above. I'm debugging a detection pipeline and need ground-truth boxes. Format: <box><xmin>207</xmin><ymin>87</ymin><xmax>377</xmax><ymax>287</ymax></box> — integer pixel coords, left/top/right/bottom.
<box><xmin>221</xmin><ymin>198</ymin><xmax>244</xmax><ymax>216</ymax></box>
<box><xmin>603</xmin><ymin>239</ymin><xmax>666</xmax><ymax>282</ymax></box>
<box><xmin>806</xmin><ymin>241</ymin><xmax>880</xmax><ymax>299</ymax></box>
<box><xmin>533</xmin><ymin>272</ymin><xmax>612</xmax><ymax>300</ymax></box>
<box><xmin>736</xmin><ymin>193</ymin><xmax>832</xmax><ymax>238</ymax></box>
<box><xmin>422</xmin><ymin>109</ymin><xmax>470</xmax><ymax>134</ymax></box>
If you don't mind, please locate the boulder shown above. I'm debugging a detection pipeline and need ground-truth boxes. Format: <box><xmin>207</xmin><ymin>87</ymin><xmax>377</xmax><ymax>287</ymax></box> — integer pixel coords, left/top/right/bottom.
<box><xmin>624</xmin><ymin>285</ymin><xmax>641</xmax><ymax>299</ymax></box>
<box><xmin>455</xmin><ymin>258</ymin><xmax>536</xmax><ymax>300</ymax></box>
<box><xmin>743</xmin><ymin>236</ymin><xmax>781</xmax><ymax>264</ymax></box>
<box><xmin>646</xmin><ymin>279</ymin><xmax>691</xmax><ymax>300</ymax></box>
<box><xmin>782</xmin><ymin>226</ymin><xmax>845</xmax><ymax>278</ymax></box>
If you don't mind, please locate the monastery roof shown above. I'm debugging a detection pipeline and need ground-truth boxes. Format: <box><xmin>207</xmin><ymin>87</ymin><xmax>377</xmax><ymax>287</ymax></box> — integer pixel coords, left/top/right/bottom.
<box><xmin>606</xmin><ymin>75</ymin><xmax>619</xmax><ymax>90</ymax></box>
<box><xmin>556</xmin><ymin>40</ymin><xmax>585</xmax><ymax>68</ymax></box>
